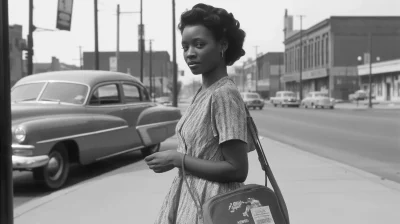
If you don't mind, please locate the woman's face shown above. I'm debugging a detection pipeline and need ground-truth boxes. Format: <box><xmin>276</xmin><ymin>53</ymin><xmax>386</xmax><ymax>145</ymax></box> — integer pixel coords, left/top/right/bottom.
<box><xmin>181</xmin><ymin>25</ymin><xmax>222</xmax><ymax>75</ymax></box>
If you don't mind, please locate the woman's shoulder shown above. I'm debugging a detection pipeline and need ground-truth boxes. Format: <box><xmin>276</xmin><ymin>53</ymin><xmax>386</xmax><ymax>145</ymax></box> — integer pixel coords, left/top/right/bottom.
<box><xmin>213</xmin><ymin>78</ymin><xmax>242</xmax><ymax>99</ymax></box>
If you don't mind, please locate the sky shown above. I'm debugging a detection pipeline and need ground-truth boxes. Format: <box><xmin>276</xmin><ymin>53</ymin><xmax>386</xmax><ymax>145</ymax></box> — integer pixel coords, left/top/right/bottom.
<box><xmin>8</xmin><ymin>0</ymin><xmax>400</xmax><ymax>85</ymax></box>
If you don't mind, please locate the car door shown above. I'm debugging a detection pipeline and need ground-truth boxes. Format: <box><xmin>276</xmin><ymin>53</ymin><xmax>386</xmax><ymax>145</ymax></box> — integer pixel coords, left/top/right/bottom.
<box><xmin>84</xmin><ymin>82</ymin><xmax>132</xmax><ymax>160</ymax></box>
<box><xmin>121</xmin><ymin>82</ymin><xmax>153</xmax><ymax>148</ymax></box>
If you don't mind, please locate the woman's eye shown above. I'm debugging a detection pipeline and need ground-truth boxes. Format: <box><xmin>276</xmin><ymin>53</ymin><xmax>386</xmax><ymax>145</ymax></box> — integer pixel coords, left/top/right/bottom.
<box><xmin>195</xmin><ymin>43</ymin><xmax>205</xmax><ymax>48</ymax></box>
<box><xmin>182</xmin><ymin>46</ymin><xmax>188</xmax><ymax>51</ymax></box>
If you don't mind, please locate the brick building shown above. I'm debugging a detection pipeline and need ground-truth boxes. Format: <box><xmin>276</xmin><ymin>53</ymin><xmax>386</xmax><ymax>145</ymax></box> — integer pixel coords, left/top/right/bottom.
<box><xmin>83</xmin><ymin>51</ymin><xmax>173</xmax><ymax>97</ymax></box>
<box><xmin>9</xmin><ymin>25</ymin><xmax>25</xmax><ymax>87</ymax></box>
<box><xmin>256</xmin><ymin>52</ymin><xmax>285</xmax><ymax>98</ymax></box>
<box><xmin>283</xmin><ymin>10</ymin><xmax>400</xmax><ymax>100</ymax></box>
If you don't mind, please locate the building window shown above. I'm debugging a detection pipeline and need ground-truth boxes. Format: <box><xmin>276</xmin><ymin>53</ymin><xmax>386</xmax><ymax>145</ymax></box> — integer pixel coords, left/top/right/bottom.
<box><xmin>314</xmin><ymin>38</ymin><xmax>318</xmax><ymax>67</ymax></box>
<box><xmin>326</xmin><ymin>36</ymin><xmax>329</xmax><ymax>65</ymax></box>
<box><xmin>321</xmin><ymin>38</ymin><xmax>325</xmax><ymax>66</ymax></box>
<box><xmin>310</xmin><ymin>40</ymin><xmax>314</xmax><ymax>69</ymax></box>
<box><xmin>304</xmin><ymin>43</ymin><xmax>307</xmax><ymax>70</ymax></box>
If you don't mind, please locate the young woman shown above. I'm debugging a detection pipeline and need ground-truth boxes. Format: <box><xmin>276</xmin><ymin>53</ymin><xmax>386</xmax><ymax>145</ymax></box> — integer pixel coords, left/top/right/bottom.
<box><xmin>145</xmin><ymin>3</ymin><xmax>248</xmax><ymax>223</ymax></box>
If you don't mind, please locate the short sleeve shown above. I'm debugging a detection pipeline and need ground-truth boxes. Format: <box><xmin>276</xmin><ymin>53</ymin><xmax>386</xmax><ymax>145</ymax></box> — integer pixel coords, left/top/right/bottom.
<box><xmin>211</xmin><ymin>87</ymin><xmax>247</xmax><ymax>145</ymax></box>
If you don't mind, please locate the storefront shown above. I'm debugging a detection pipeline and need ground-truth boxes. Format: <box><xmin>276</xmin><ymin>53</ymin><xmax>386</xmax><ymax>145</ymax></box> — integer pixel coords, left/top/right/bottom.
<box><xmin>358</xmin><ymin>59</ymin><xmax>400</xmax><ymax>102</ymax></box>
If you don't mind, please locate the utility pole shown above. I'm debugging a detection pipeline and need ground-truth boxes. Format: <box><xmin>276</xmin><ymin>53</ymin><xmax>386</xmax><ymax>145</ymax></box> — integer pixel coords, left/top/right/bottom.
<box><xmin>368</xmin><ymin>32</ymin><xmax>373</xmax><ymax>108</ymax></box>
<box><xmin>139</xmin><ymin>0</ymin><xmax>144</xmax><ymax>82</ymax></box>
<box><xmin>172</xmin><ymin>0</ymin><xmax>178</xmax><ymax>107</ymax></box>
<box><xmin>78</xmin><ymin>46</ymin><xmax>83</xmax><ymax>69</ymax></box>
<box><xmin>117</xmin><ymin>5</ymin><xmax>141</xmax><ymax>75</ymax></box>
<box><xmin>149</xmin><ymin>39</ymin><xmax>154</xmax><ymax>100</ymax></box>
<box><xmin>116</xmin><ymin>4</ymin><xmax>120</xmax><ymax>69</ymax></box>
<box><xmin>27</xmin><ymin>0</ymin><xmax>34</xmax><ymax>75</ymax></box>
<box><xmin>94</xmin><ymin>0</ymin><xmax>99</xmax><ymax>70</ymax></box>
<box><xmin>278</xmin><ymin>54</ymin><xmax>282</xmax><ymax>91</ymax></box>
<box><xmin>0</xmin><ymin>0</ymin><xmax>14</xmax><ymax>222</ymax></box>
<box><xmin>297</xmin><ymin>15</ymin><xmax>305</xmax><ymax>100</ymax></box>
<box><xmin>254</xmin><ymin>45</ymin><xmax>259</xmax><ymax>93</ymax></box>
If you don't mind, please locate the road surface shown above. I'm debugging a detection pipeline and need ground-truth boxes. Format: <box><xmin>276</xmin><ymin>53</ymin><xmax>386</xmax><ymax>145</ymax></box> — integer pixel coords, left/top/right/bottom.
<box><xmin>250</xmin><ymin>105</ymin><xmax>400</xmax><ymax>183</ymax></box>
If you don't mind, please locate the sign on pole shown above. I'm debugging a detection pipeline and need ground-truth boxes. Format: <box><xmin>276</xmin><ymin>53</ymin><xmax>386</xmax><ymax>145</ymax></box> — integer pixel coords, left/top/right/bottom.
<box><xmin>56</xmin><ymin>0</ymin><xmax>74</xmax><ymax>31</ymax></box>
<box><xmin>109</xmin><ymin>56</ymin><xmax>117</xmax><ymax>72</ymax></box>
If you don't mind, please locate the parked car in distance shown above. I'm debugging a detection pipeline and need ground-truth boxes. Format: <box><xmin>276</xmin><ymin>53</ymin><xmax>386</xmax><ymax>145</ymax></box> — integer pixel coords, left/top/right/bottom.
<box><xmin>301</xmin><ymin>91</ymin><xmax>335</xmax><ymax>109</ymax></box>
<box><xmin>11</xmin><ymin>70</ymin><xmax>182</xmax><ymax>190</ymax></box>
<box><xmin>155</xmin><ymin>96</ymin><xmax>172</xmax><ymax>106</ymax></box>
<box><xmin>240</xmin><ymin>92</ymin><xmax>264</xmax><ymax>110</ymax></box>
<box><xmin>270</xmin><ymin>91</ymin><xmax>300</xmax><ymax>107</ymax></box>
<box><xmin>349</xmin><ymin>89</ymin><xmax>375</xmax><ymax>101</ymax></box>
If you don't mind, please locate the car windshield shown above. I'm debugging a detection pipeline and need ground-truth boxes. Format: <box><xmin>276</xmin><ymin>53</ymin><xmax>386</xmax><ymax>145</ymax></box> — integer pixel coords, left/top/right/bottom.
<box><xmin>246</xmin><ymin>93</ymin><xmax>260</xmax><ymax>99</ymax></box>
<box><xmin>315</xmin><ymin>93</ymin><xmax>328</xmax><ymax>97</ymax></box>
<box><xmin>283</xmin><ymin>93</ymin><xmax>295</xmax><ymax>97</ymax></box>
<box><xmin>11</xmin><ymin>82</ymin><xmax>45</xmax><ymax>102</ymax></box>
<box><xmin>12</xmin><ymin>82</ymin><xmax>89</xmax><ymax>105</ymax></box>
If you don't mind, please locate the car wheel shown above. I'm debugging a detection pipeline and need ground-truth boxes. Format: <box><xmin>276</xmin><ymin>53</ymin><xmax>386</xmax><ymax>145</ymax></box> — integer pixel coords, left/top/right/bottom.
<box><xmin>273</xmin><ymin>104</ymin><xmax>277</xmax><ymax>107</ymax></box>
<box><xmin>259</xmin><ymin>106</ymin><xmax>263</xmax><ymax>110</ymax></box>
<box><xmin>141</xmin><ymin>143</ymin><xmax>161</xmax><ymax>158</ymax></box>
<box><xmin>33</xmin><ymin>143</ymin><xmax>70</xmax><ymax>190</ymax></box>
<box><xmin>330</xmin><ymin>106</ymin><xmax>334</xmax><ymax>109</ymax></box>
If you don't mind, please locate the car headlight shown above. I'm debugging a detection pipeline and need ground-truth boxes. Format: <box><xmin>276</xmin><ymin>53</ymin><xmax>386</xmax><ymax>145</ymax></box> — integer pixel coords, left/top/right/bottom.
<box><xmin>14</xmin><ymin>127</ymin><xmax>26</xmax><ymax>143</ymax></box>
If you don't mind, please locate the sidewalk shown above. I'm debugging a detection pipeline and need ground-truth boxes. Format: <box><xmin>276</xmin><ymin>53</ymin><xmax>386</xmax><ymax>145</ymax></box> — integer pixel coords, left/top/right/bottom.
<box><xmin>14</xmin><ymin>137</ymin><xmax>400</xmax><ymax>224</ymax></box>
<box><xmin>335</xmin><ymin>101</ymin><xmax>400</xmax><ymax>110</ymax></box>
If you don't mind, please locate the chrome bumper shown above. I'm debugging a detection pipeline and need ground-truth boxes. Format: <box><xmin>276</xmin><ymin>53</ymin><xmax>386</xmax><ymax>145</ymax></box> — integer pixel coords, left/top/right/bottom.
<box><xmin>12</xmin><ymin>144</ymin><xmax>49</xmax><ymax>169</ymax></box>
<box><xmin>13</xmin><ymin>155</ymin><xmax>49</xmax><ymax>169</ymax></box>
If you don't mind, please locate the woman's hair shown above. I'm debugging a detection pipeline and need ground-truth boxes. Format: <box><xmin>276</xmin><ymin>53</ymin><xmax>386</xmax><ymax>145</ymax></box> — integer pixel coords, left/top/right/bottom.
<box><xmin>178</xmin><ymin>3</ymin><xmax>246</xmax><ymax>66</ymax></box>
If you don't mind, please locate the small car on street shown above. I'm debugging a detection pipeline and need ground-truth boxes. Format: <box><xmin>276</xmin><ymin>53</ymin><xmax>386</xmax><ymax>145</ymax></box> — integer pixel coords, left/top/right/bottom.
<box><xmin>240</xmin><ymin>92</ymin><xmax>265</xmax><ymax>110</ymax></box>
<box><xmin>270</xmin><ymin>91</ymin><xmax>300</xmax><ymax>107</ymax></box>
<box><xmin>11</xmin><ymin>70</ymin><xmax>182</xmax><ymax>190</ymax></box>
<box><xmin>301</xmin><ymin>91</ymin><xmax>335</xmax><ymax>109</ymax></box>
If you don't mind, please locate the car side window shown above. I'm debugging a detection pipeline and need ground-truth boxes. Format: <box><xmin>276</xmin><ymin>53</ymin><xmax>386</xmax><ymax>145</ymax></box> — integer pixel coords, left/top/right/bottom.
<box><xmin>122</xmin><ymin>84</ymin><xmax>141</xmax><ymax>103</ymax></box>
<box><xmin>90</xmin><ymin>84</ymin><xmax>121</xmax><ymax>105</ymax></box>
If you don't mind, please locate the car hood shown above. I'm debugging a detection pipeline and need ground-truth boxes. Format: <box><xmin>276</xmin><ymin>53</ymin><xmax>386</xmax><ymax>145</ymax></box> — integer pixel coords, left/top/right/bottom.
<box><xmin>12</xmin><ymin>102</ymin><xmax>86</xmax><ymax>125</ymax></box>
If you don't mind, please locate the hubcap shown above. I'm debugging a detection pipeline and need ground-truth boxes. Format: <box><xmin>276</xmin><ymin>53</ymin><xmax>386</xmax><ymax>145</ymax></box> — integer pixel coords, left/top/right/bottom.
<box><xmin>47</xmin><ymin>152</ymin><xmax>64</xmax><ymax>181</ymax></box>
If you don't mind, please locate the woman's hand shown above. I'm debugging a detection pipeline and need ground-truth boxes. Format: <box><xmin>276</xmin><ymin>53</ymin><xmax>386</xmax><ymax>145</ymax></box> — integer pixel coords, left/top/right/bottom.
<box><xmin>144</xmin><ymin>150</ymin><xmax>182</xmax><ymax>173</ymax></box>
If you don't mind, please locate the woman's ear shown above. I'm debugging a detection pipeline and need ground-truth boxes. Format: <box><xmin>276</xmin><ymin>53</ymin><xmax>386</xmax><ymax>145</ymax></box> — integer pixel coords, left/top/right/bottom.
<box><xmin>220</xmin><ymin>40</ymin><xmax>229</xmax><ymax>52</ymax></box>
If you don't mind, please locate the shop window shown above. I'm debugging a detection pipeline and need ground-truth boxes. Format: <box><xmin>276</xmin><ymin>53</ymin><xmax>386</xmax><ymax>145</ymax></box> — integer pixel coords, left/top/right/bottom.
<box><xmin>377</xmin><ymin>83</ymin><xmax>382</xmax><ymax>96</ymax></box>
<box><xmin>321</xmin><ymin>39</ymin><xmax>325</xmax><ymax>66</ymax></box>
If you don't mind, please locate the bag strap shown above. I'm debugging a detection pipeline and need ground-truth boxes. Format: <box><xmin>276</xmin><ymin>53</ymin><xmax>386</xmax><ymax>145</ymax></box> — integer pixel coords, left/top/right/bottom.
<box><xmin>244</xmin><ymin>105</ymin><xmax>290</xmax><ymax>224</ymax></box>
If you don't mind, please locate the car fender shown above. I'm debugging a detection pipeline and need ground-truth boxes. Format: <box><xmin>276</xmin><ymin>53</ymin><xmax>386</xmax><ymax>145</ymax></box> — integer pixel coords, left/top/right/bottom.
<box><xmin>136</xmin><ymin>105</ymin><xmax>181</xmax><ymax>146</ymax></box>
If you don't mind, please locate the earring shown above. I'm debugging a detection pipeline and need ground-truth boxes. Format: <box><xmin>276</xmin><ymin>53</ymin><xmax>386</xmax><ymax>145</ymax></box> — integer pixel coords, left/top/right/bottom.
<box><xmin>220</xmin><ymin>50</ymin><xmax>224</xmax><ymax>58</ymax></box>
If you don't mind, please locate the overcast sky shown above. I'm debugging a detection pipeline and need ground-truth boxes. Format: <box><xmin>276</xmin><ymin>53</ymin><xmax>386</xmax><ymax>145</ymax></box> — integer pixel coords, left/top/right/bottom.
<box><xmin>8</xmin><ymin>0</ymin><xmax>400</xmax><ymax>84</ymax></box>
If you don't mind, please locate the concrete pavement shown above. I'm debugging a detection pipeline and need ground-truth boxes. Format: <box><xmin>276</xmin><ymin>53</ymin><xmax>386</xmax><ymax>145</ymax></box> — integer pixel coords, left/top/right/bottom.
<box><xmin>13</xmin><ymin>136</ymin><xmax>400</xmax><ymax>224</ymax></box>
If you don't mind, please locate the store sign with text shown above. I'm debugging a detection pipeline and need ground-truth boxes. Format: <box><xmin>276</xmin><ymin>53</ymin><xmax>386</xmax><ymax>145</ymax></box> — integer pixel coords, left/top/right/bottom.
<box><xmin>56</xmin><ymin>0</ymin><xmax>74</xmax><ymax>31</ymax></box>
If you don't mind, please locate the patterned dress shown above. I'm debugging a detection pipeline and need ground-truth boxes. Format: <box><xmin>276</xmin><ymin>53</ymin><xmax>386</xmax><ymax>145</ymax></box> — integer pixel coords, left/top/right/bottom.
<box><xmin>154</xmin><ymin>76</ymin><xmax>248</xmax><ymax>224</ymax></box>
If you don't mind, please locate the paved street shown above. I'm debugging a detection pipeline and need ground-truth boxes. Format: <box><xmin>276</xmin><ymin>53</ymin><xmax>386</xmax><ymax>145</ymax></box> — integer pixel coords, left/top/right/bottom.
<box><xmin>249</xmin><ymin>105</ymin><xmax>400</xmax><ymax>183</ymax></box>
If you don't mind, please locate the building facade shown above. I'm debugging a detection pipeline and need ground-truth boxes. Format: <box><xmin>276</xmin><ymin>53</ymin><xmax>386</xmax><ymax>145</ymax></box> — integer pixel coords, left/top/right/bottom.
<box><xmin>83</xmin><ymin>51</ymin><xmax>173</xmax><ymax>97</ymax></box>
<box><xmin>9</xmin><ymin>25</ymin><xmax>25</xmax><ymax>87</ymax></box>
<box><xmin>358</xmin><ymin>58</ymin><xmax>400</xmax><ymax>102</ymax></box>
<box><xmin>283</xmin><ymin>11</ymin><xmax>400</xmax><ymax>100</ymax></box>
<box><xmin>257</xmin><ymin>52</ymin><xmax>285</xmax><ymax>98</ymax></box>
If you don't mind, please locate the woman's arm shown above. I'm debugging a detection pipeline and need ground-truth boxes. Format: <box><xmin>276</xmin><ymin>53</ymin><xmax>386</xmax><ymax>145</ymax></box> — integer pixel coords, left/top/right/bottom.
<box><xmin>145</xmin><ymin>139</ymin><xmax>248</xmax><ymax>183</ymax></box>
<box><xmin>176</xmin><ymin>139</ymin><xmax>249</xmax><ymax>183</ymax></box>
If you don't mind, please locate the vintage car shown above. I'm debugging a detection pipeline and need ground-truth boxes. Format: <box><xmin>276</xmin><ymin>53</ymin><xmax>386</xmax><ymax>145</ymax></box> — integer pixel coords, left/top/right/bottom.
<box><xmin>11</xmin><ymin>70</ymin><xmax>182</xmax><ymax>190</ymax></box>
<box><xmin>301</xmin><ymin>91</ymin><xmax>335</xmax><ymax>109</ymax></box>
<box><xmin>240</xmin><ymin>92</ymin><xmax>264</xmax><ymax>110</ymax></box>
<box><xmin>270</xmin><ymin>91</ymin><xmax>300</xmax><ymax>107</ymax></box>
